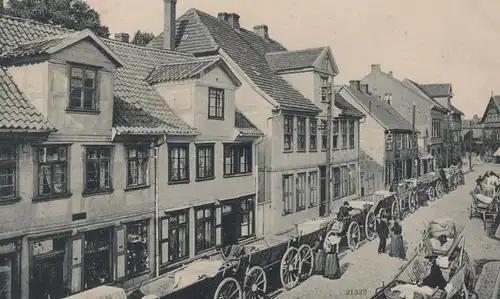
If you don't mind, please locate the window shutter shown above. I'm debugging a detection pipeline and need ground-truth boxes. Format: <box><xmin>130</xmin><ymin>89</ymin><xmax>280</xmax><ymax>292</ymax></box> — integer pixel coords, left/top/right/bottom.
<box><xmin>215</xmin><ymin>204</ymin><xmax>223</xmax><ymax>247</ymax></box>
<box><xmin>115</xmin><ymin>225</ymin><xmax>126</xmax><ymax>280</ymax></box>
<box><xmin>160</xmin><ymin>218</ymin><xmax>169</xmax><ymax>264</ymax></box>
<box><xmin>70</xmin><ymin>236</ymin><xmax>83</xmax><ymax>293</ymax></box>
<box><xmin>95</xmin><ymin>70</ymin><xmax>101</xmax><ymax>110</ymax></box>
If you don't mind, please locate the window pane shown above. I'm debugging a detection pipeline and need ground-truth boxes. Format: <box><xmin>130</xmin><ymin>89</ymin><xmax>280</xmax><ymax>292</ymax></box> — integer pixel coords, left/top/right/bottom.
<box><xmin>84</xmin><ymin>70</ymin><xmax>96</xmax><ymax>88</ymax></box>
<box><xmin>71</xmin><ymin>68</ymin><xmax>84</xmax><ymax>87</ymax></box>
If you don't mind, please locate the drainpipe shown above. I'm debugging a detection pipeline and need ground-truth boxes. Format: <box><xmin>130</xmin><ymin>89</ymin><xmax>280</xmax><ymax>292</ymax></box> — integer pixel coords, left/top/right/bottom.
<box><xmin>357</xmin><ymin>116</ymin><xmax>365</xmax><ymax>198</ymax></box>
<box><xmin>154</xmin><ymin>135</ymin><xmax>167</xmax><ymax>278</ymax></box>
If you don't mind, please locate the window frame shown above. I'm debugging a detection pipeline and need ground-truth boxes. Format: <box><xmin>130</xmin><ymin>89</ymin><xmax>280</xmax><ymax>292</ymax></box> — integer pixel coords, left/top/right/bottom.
<box><xmin>239</xmin><ymin>197</ymin><xmax>254</xmax><ymax>239</ymax></box>
<box><xmin>349</xmin><ymin>164</ymin><xmax>356</xmax><ymax>195</ymax></box>
<box><xmin>161</xmin><ymin>210</ymin><xmax>189</xmax><ymax>265</ymax></box>
<box><xmin>125</xmin><ymin>220</ymin><xmax>150</xmax><ymax>278</ymax></box>
<box><xmin>208</xmin><ymin>87</ymin><xmax>225</xmax><ymax>120</ymax></box>
<box><xmin>283</xmin><ymin>116</ymin><xmax>294</xmax><ymax>151</ymax></box>
<box><xmin>320</xmin><ymin>76</ymin><xmax>329</xmax><ymax>103</ymax></box>
<box><xmin>82</xmin><ymin>228</ymin><xmax>113</xmax><ymax>289</ymax></box>
<box><xmin>295</xmin><ymin>173</ymin><xmax>306</xmax><ymax>211</ymax></box>
<box><xmin>341</xmin><ymin>120</ymin><xmax>348</xmax><ymax>149</ymax></box>
<box><xmin>83</xmin><ymin>146</ymin><xmax>112</xmax><ymax>195</ymax></box>
<box><xmin>348</xmin><ymin>120</ymin><xmax>355</xmax><ymax>149</ymax></box>
<box><xmin>194</xmin><ymin>205</ymin><xmax>215</xmax><ymax>254</ymax></box>
<box><xmin>308</xmin><ymin>171</ymin><xmax>318</xmax><ymax>208</ymax></box>
<box><xmin>297</xmin><ymin>117</ymin><xmax>306</xmax><ymax>151</ymax></box>
<box><xmin>126</xmin><ymin>144</ymin><xmax>149</xmax><ymax>189</ymax></box>
<box><xmin>223</xmin><ymin>143</ymin><xmax>252</xmax><ymax>176</ymax></box>
<box><xmin>332</xmin><ymin>120</ymin><xmax>339</xmax><ymax>150</ymax></box>
<box><xmin>309</xmin><ymin>118</ymin><xmax>317</xmax><ymax>151</ymax></box>
<box><xmin>386</xmin><ymin>133</ymin><xmax>393</xmax><ymax>151</ymax></box>
<box><xmin>333</xmin><ymin>167</ymin><xmax>340</xmax><ymax>198</ymax></box>
<box><xmin>34</xmin><ymin>145</ymin><xmax>70</xmax><ymax>200</ymax></box>
<box><xmin>0</xmin><ymin>144</ymin><xmax>17</xmax><ymax>201</ymax></box>
<box><xmin>341</xmin><ymin>166</ymin><xmax>349</xmax><ymax>197</ymax></box>
<box><xmin>282</xmin><ymin>174</ymin><xmax>294</xmax><ymax>215</ymax></box>
<box><xmin>168</xmin><ymin>144</ymin><xmax>190</xmax><ymax>184</ymax></box>
<box><xmin>196</xmin><ymin>144</ymin><xmax>215</xmax><ymax>181</ymax></box>
<box><xmin>68</xmin><ymin>64</ymin><xmax>99</xmax><ymax>112</ymax></box>
<box><xmin>395</xmin><ymin>134</ymin><xmax>403</xmax><ymax>150</ymax></box>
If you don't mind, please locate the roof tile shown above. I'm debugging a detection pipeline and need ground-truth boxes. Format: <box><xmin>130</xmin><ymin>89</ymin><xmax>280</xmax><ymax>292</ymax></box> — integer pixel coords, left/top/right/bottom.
<box><xmin>235</xmin><ymin>109</ymin><xmax>262</xmax><ymax>136</ymax></box>
<box><xmin>418</xmin><ymin>84</ymin><xmax>451</xmax><ymax>98</ymax></box>
<box><xmin>265</xmin><ymin>47</ymin><xmax>325</xmax><ymax>72</ymax></box>
<box><xmin>335</xmin><ymin>93</ymin><xmax>365</xmax><ymax>118</ymax></box>
<box><xmin>146</xmin><ymin>57</ymin><xmax>219</xmax><ymax>85</ymax></box>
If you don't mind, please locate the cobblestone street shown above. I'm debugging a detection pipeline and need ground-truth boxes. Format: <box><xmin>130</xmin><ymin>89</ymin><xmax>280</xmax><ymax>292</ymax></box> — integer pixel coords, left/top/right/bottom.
<box><xmin>273</xmin><ymin>164</ymin><xmax>500</xmax><ymax>299</ymax></box>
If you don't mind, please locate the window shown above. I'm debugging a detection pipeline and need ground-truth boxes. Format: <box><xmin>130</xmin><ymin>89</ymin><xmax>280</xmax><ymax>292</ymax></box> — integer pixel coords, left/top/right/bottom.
<box><xmin>309</xmin><ymin>118</ymin><xmax>317</xmax><ymax>151</ymax></box>
<box><xmin>126</xmin><ymin>220</ymin><xmax>149</xmax><ymax>276</ymax></box>
<box><xmin>385</xmin><ymin>163</ymin><xmax>392</xmax><ymax>187</ymax></box>
<box><xmin>341</xmin><ymin>120</ymin><xmax>348</xmax><ymax>149</ymax></box>
<box><xmin>332</xmin><ymin>120</ymin><xmax>339</xmax><ymax>150</ymax></box>
<box><xmin>407</xmin><ymin>134</ymin><xmax>413</xmax><ymax>149</ymax></box>
<box><xmin>161</xmin><ymin>211</ymin><xmax>189</xmax><ymax>264</ymax></box>
<box><xmin>296</xmin><ymin>173</ymin><xmax>306</xmax><ymax>211</ymax></box>
<box><xmin>36</xmin><ymin>146</ymin><xmax>69</xmax><ymax>199</ymax></box>
<box><xmin>196</xmin><ymin>144</ymin><xmax>214</xmax><ymax>180</ymax></box>
<box><xmin>322</xmin><ymin>57</ymin><xmax>329</xmax><ymax>71</ymax></box>
<box><xmin>195</xmin><ymin>206</ymin><xmax>215</xmax><ymax>253</ymax></box>
<box><xmin>224</xmin><ymin>144</ymin><xmax>252</xmax><ymax>176</ymax></box>
<box><xmin>333</xmin><ymin>167</ymin><xmax>340</xmax><ymax>198</ymax></box>
<box><xmin>349</xmin><ymin>120</ymin><xmax>355</xmax><ymax>149</ymax></box>
<box><xmin>84</xmin><ymin>146</ymin><xmax>111</xmax><ymax>193</ymax></box>
<box><xmin>168</xmin><ymin>144</ymin><xmax>189</xmax><ymax>182</ymax></box>
<box><xmin>395</xmin><ymin>134</ymin><xmax>403</xmax><ymax>150</ymax></box>
<box><xmin>297</xmin><ymin>117</ymin><xmax>306</xmax><ymax>151</ymax></box>
<box><xmin>284</xmin><ymin>116</ymin><xmax>294</xmax><ymax>151</ymax></box>
<box><xmin>349</xmin><ymin>164</ymin><xmax>356</xmax><ymax>195</ymax></box>
<box><xmin>69</xmin><ymin>65</ymin><xmax>98</xmax><ymax>111</ymax></box>
<box><xmin>402</xmin><ymin>134</ymin><xmax>407</xmax><ymax>149</ymax></box>
<box><xmin>239</xmin><ymin>197</ymin><xmax>254</xmax><ymax>238</ymax></box>
<box><xmin>341</xmin><ymin>166</ymin><xmax>349</xmax><ymax>196</ymax></box>
<box><xmin>0</xmin><ymin>251</ymin><xmax>19</xmax><ymax>299</ymax></box>
<box><xmin>432</xmin><ymin>120</ymin><xmax>441</xmax><ymax>137</ymax></box>
<box><xmin>126</xmin><ymin>145</ymin><xmax>149</xmax><ymax>188</ymax></box>
<box><xmin>321</xmin><ymin>120</ymin><xmax>328</xmax><ymax>151</ymax></box>
<box><xmin>208</xmin><ymin>88</ymin><xmax>224</xmax><ymax>119</ymax></box>
<box><xmin>320</xmin><ymin>77</ymin><xmax>329</xmax><ymax>102</ymax></box>
<box><xmin>83</xmin><ymin>228</ymin><xmax>112</xmax><ymax>289</ymax></box>
<box><xmin>0</xmin><ymin>145</ymin><xmax>16</xmax><ymax>200</ymax></box>
<box><xmin>308</xmin><ymin>171</ymin><xmax>318</xmax><ymax>207</ymax></box>
<box><xmin>283</xmin><ymin>174</ymin><xmax>294</xmax><ymax>214</ymax></box>
<box><xmin>386</xmin><ymin>134</ymin><xmax>393</xmax><ymax>151</ymax></box>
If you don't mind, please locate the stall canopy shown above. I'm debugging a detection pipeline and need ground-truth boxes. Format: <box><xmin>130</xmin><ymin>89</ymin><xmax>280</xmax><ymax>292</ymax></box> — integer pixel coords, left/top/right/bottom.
<box><xmin>493</xmin><ymin>147</ymin><xmax>500</xmax><ymax>157</ymax></box>
<box><xmin>63</xmin><ymin>286</ymin><xmax>126</xmax><ymax>299</ymax></box>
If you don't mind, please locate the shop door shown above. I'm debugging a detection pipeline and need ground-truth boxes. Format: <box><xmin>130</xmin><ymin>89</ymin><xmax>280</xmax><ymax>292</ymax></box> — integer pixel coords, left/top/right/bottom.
<box><xmin>221</xmin><ymin>202</ymin><xmax>240</xmax><ymax>246</ymax></box>
<box><xmin>319</xmin><ymin>166</ymin><xmax>326</xmax><ymax>216</ymax></box>
<box><xmin>31</xmin><ymin>255</ymin><xmax>65</xmax><ymax>299</ymax></box>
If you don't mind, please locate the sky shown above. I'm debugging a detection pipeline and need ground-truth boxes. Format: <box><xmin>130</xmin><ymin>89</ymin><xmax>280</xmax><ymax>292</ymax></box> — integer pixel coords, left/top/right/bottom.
<box><xmin>84</xmin><ymin>0</ymin><xmax>500</xmax><ymax>119</ymax></box>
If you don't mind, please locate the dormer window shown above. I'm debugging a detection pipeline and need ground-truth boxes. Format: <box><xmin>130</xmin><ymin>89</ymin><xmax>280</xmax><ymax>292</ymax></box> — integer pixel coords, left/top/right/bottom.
<box><xmin>208</xmin><ymin>88</ymin><xmax>224</xmax><ymax>120</ymax></box>
<box><xmin>68</xmin><ymin>65</ymin><xmax>99</xmax><ymax>112</ymax></box>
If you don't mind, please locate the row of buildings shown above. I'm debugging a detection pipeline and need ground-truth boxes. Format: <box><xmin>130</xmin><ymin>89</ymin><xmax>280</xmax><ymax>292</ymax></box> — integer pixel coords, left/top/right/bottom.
<box><xmin>0</xmin><ymin>1</ymin><xmax>464</xmax><ymax>298</ymax></box>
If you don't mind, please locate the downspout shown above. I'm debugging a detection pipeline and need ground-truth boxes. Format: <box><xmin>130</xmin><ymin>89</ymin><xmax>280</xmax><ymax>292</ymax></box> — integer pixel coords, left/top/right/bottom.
<box><xmin>357</xmin><ymin>116</ymin><xmax>365</xmax><ymax>198</ymax></box>
<box><xmin>154</xmin><ymin>135</ymin><xmax>167</xmax><ymax>278</ymax></box>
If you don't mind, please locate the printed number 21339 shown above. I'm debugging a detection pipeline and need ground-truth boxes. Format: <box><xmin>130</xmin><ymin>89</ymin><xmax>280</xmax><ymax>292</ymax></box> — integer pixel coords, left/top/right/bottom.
<box><xmin>346</xmin><ymin>289</ymin><xmax>367</xmax><ymax>296</ymax></box>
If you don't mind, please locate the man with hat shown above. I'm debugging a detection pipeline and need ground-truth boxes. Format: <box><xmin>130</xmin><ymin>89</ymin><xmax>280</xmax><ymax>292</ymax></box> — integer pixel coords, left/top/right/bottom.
<box><xmin>376</xmin><ymin>214</ymin><xmax>389</xmax><ymax>254</ymax></box>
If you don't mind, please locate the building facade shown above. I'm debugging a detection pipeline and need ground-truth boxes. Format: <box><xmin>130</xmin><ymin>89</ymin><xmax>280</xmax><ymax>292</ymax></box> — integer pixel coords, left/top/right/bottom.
<box><xmin>479</xmin><ymin>95</ymin><xmax>500</xmax><ymax>154</ymax></box>
<box><xmin>338</xmin><ymin>81</ymin><xmax>417</xmax><ymax>193</ymax></box>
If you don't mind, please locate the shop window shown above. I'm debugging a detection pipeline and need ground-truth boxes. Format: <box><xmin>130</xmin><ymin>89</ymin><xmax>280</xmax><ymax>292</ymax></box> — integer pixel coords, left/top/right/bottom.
<box><xmin>84</xmin><ymin>146</ymin><xmax>112</xmax><ymax>194</ymax></box>
<box><xmin>195</xmin><ymin>206</ymin><xmax>215</xmax><ymax>253</ymax></box>
<box><xmin>126</xmin><ymin>145</ymin><xmax>149</xmax><ymax>188</ymax></box>
<box><xmin>0</xmin><ymin>145</ymin><xmax>16</xmax><ymax>201</ymax></box>
<box><xmin>83</xmin><ymin>229</ymin><xmax>112</xmax><ymax>289</ymax></box>
<box><xmin>296</xmin><ymin>173</ymin><xmax>306</xmax><ymax>211</ymax></box>
<box><xmin>309</xmin><ymin>118</ymin><xmax>317</xmax><ymax>151</ymax></box>
<box><xmin>220</xmin><ymin>197</ymin><xmax>254</xmax><ymax>245</ymax></box>
<box><xmin>35</xmin><ymin>146</ymin><xmax>69</xmax><ymax>200</ymax></box>
<box><xmin>297</xmin><ymin>117</ymin><xmax>306</xmax><ymax>151</ymax></box>
<box><xmin>168</xmin><ymin>144</ymin><xmax>189</xmax><ymax>183</ymax></box>
<box><xmin>161</xmin><ymin>211</ymin><xmax>189</xmax><ymax>265</ymax></box>
<box><xmin>223</xmin><ymin>144</ymin><xmax>252</xmax><ymax>176</ymax></box>
<box><xmin>239</xmin><ymin>197</ymin><xmax>254</xmax><ymax>238</ymax></box>
<box><xmin>283</xmin><ymin>116</ymin><xmax>294</xmax><ymax>151</ymax></box>
<box><xmin>282</xmin><ymin>174</ymin><xmax>294</xmax><ymax>215</ymax></box>
<box><xmin>333</xmin><ymin>167</ymin><xmax>340</xmax><ymax>198</ymax></box>
<box><xmin>126</xmin><ymin>220</ymin><xmax>149</xmax><ymax>277</ymax></box>
<box><xmin>0</xmin><ymin>244</ymin><xmax>19</xmax><ymax>299</ymax></box>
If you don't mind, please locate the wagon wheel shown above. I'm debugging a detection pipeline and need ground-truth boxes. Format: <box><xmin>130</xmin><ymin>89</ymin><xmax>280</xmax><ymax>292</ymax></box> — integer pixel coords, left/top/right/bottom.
<box><xmin>408</xmin><ymin>191</ymin><xmax>417</xmax><ymax>214</ymax></box>
<box><xmin>347</xmin><ymin>222</ymin><xmax>360</xmax><ymax>251</ymax></box>
<box><xmin>298</xmin><ymin>244</ymin><xmax>314</xmax><ymax>280</ymax></box>
<box><xmin>365</xmin><ymin>211</ymin><xmax>377</xmax><ymax>241</ymax></box>
<box><xmin>460</xmin><ymin>283</ymin><xmax>469</xmax><ymax>299</ymax></box>
<box><xmin>280</xmin><ymin>247</ymin><xmax>301</xmax><ymax>290</ymax></box>
<box><xmin>243</xmin><ymin>266</ymin><xmax>267</xmax><ymax>299</ymax></box>
<box><xmin>214</xmin><ymin>277</ymin><xmax>242</xmax><ymax>299</ymax></box>
<box><xmin>391</xmin><ymin>201</ymin><xmax>400</xmax><ymax>220</ymax></box>
<box><xmin>436</xmin><ymin>181</ymin><xmax>444</xmax><ymax>198</ymax></box>
<box><xmin>427</xmin><ymin>186</ymin><xmax>436</xmax><ymax>202</ymax></box>
<box><xmin>378</xmin><ymin>208</ymin><xmax>386</xmax><ymax>220</ymax></box>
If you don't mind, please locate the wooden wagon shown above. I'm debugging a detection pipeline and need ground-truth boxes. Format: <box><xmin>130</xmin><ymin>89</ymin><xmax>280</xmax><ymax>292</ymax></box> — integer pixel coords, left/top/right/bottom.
<box><xmin>417</xmin><ymin>218</ymin><xmax>465</xmax><ymax>257</ymax></box>
<box><xmin>469</xmin><ymin>187</ymin><xmax>500</xmax><ymax>235</ymax></box>
<box><xmin>371</xmin><ymin>241</ymin><xmax>477</xmax><ymax>299</ymax></box>
<box><xmin>369</xmin><ymin>190</ymin><xmax>401</xmax><ymax>222</ymax></box>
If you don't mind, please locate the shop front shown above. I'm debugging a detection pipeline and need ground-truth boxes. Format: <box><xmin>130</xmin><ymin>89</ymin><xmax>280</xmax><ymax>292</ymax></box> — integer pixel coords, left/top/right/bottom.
<box><xmin>0</xmin><ymin>239</ymin><xmax>21</xmax><ymax>299</ymax></box>
<box><xmin>219</xmin><ymin>196</ymin><xmax>255</xmax><ymax>247</ymax></box>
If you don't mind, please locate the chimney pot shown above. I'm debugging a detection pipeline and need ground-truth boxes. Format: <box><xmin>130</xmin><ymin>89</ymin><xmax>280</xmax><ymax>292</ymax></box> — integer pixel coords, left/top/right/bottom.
<box><xmin>114</xmin><ymin>33</ymin><xmax>130</xmax><ymax>43</ymax></box>
<box><xmin>217</xmin><ymin>12</ymin><xmax>228</xmax><ymax>21</ymax></box>
<box><xmin>253</xmin><ymin>24</ymin><xmax>269</xmax><ymax>39</ymax></box>
<box><xmin>349</xmin><ymin>80</ymin><xmax>361</xmax><ymax>91</ymax></box>
<box><xmin>388</xmin><ymin>71</ymin><xmax>393</xmax><ymax>77</ymax></box>
<box><xmin>371</xmin><ymin>64</ymin><xmax>381</xmax><ymax>72</ymax></box>
<box><xmin>226</xmin><ymin>13</ymin><xmax>240</xmax><ymax>30</ymax></box>
<box><xmin>163</xmin><ymin>0</ymin><xmax>177</xmax><ymax>50</ymax></box>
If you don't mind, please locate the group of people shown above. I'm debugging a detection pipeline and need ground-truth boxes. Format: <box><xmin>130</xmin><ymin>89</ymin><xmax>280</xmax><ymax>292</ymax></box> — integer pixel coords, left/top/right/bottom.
<box><xmin>376</xmin><ymin>213</ymin><xmax>407</xmax><ymax>259</ymax></box>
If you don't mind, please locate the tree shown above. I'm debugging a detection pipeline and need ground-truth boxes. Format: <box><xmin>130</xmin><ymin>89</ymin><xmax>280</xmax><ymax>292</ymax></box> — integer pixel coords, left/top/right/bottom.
<box><xmin>131</xmin><ymin>30</ymin><xmax>155</xmax><ymax>46</ymax></box>
<box><xmin>5</xmin><ymin>0</ymin><xmax>110</xmax><ymax>38</ymax></box>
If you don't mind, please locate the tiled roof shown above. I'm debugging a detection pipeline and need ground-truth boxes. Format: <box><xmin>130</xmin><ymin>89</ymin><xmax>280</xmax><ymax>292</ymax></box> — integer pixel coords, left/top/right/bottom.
<box><xmin>102</xmin><ymin>39</ymin><xmax>199</xmax><ymax>135</ymax></box>
<box><xmin>146</xmin><ymin>57</ymin><xmax>220</xmax><ymax>85</ymax></box>
<box><xmin>403</xmin><ymin>79</ymin><xmax>448</xmax><ymax>112</ymax></box>
<box><xmin>343</xmin><ymin>85</ymin><xmax>414</xmax><ymax>131</ymax></box>
<box><xmin>265</xmin><ymin>47</ymin><xmax>325</xmax><ymax>72</ymax></box>
<box><xmin>418</xmin><ymin>84</ymin><xmax>451</xmax><ymax>98</ymax></box>
<box><xmin>450</xmin><ymin>104</ymin><xmax>464</xmax><ymax>116</ymax></box>
<box><xmin>0</xmin><ymin>32</ymin><xmax>73</xmax><ymax>58</ymax></box>
<box><xmin>0</xmin><ymin>67</ymin><xmax>55</xmax><ymax>131</ymax></box>
<box><xmin>235</xmin><ymin>109</ymin><xmax>262</xmax><ymax>136</ymax></box>
<box><xmin>150</xmin><ymin>9</ymin><xmax>321</xmax><ymax>113</ymax></box>
<box><xmin>335</xmin><ymin>93</ymin><xmax>364</xmax><ymax>118</ymax></box>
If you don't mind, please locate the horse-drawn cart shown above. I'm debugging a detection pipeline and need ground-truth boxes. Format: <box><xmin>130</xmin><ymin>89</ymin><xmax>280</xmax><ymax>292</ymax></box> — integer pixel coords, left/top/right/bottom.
<box><xmin>417</xmin><ymin>218</ymin><xmax>465</xmax><ymax>257</ymax></box>
<box><xmin>469</xmin><ymin>188</ymin><xmax>499</xmax><ymax>233</ymax></box>
<box><xmin>371</xmin><ymin>190</ymin><xmax>401</xmax><ymax>221</ymax></box>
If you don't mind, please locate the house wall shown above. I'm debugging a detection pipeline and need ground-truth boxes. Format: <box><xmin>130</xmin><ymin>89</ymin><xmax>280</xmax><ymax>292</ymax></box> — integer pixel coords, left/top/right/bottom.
<box><xmin>433</xmin><ymin>96</ymin><xmax>450</xmax><ymax>110</ymax></box>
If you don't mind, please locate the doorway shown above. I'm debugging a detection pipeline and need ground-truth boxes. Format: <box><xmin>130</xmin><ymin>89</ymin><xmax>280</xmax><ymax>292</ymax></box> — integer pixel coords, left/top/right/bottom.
<box><xmin>31</xmin><ymin>255</ymin><xmax>65</xmax><ymax>299</ymax></box>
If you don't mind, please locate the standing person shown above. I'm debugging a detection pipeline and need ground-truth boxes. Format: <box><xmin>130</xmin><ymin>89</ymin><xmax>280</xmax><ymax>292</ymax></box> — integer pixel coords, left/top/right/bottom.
<box><xmin>376</xmin><ymin>217</ymin><xmax>389</xmax><ymax>254</ymax></box>
<box><xmin>438</xmin><ymin>165</ymin><xmax>449</xmax><ymax>193</ymax></box>
<box><xmin>389</xmin><ymin>221</ymin><xmax>406</xmax><ymax>259</ymax></box>
<box><xmin>313</xmin><ymin>235</ymin><xmax>325</xmax><ymax>275</ymax></box>
<box><xmin>323</xmin><ymin>233</ymin><xmax>341</xmax><ymax>279</ymax></box>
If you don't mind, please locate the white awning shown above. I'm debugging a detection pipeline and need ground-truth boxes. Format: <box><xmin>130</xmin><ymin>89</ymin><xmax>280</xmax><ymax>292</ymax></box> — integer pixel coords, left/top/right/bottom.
<box><xmin>493</xmin><ymin>147</ymin><xmax>500</xmax><ymax>157</ymax></box>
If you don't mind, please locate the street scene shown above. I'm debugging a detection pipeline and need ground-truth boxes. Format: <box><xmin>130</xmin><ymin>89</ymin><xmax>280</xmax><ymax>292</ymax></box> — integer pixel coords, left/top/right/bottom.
<box><xmin>0</xmin><ymin>0</ymin><xmax>500</xmax><ymax>299</ymax></box>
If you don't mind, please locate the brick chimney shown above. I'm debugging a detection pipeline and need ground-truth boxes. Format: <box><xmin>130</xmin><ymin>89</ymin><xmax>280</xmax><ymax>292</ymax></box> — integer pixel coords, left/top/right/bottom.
<box><xmin>227</xmin><ymin>13</ymin><xmax>240</xmax><ymax>30</ymax></box>
<box><xmin>253</xmin><ymin>25</ymin><xmax>269</xmax><ymax>39</ymax></box>
<box><xmin>371</xmin><ymin>64</ymin><xmax>381</xmax><ymax>72</ymax></box>
<box><xmin>360</xmin><ymin>84</ymin><xmax>369</xmax><ymax>94</ymax></box>
<box><xmin>349</xmin><ymin>80</ymin><xmax>361</xmax><ymax>91</ymax></box>
<box><xmin>114</xmin><ymin>33</ymin><xmax>130</xmax><ymax>43</ymax></box>
<box><xmin>163</xmin><ymin>0</ymin><xmax>176</xmax><ymax>50</ymax></box>
<box><xmin>388</xmin><ymin>71</ymin><xmax>393</xmax><ymax>77</ymax></box>
<box><xmin>218</xmin><ymin>12</ymin><xmax>228</xmax><ymax>21</ymax></box>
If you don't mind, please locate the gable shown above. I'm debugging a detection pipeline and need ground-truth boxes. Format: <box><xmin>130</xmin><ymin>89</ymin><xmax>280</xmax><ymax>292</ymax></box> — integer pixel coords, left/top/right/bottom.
<box><xmin>201</xmin><ymin>65</ymin><xmax>237</xmax><ymax>88</ymax></box>
<box><xmin>313</xmin><ymin>48</ymin><xmax>338</xmax><ymax>75</ymax></box>
<box><xmin>52</xmin><ymin>39</ymin><xmax>117</xmax><ymax>70</ymax></box>
<box><xmin>480</xmin><ymin>97</ymin><xmax>499</xmax><ymax>123</ymax></box>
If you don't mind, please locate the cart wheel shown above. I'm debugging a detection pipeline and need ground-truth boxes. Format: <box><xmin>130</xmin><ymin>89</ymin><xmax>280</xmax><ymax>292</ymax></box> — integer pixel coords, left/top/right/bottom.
<box><xmin>214</xmin><ymin>277</ymin><xmax>242</xmax><ymax>299</ymax></box>
<box><xmin>408</xmin><ymin>192</ymin><xmax>417</xmax><ymax>214</ymax></box>
<box><xmin>365</xmin><ymin>211</ymin><xmax>377</xmax><ymax>241</ymax></box>
<box><xmin>427</xmin><ymin>186</ymin><xmax>436</xmax><ymax>202</ymax></box>
<box><xmin>460</xmin><ymin>283</ymin><xmax>469</xmax><ymax>299</ymax></box>
<box><xmin>347</xmin><ymin>222</ymin><xmax>360</xmax><ymax>251</ymax></box>
<box><xmin>298</xmin><ymin>244</ymin><xmax>314</xmax><ymax>280</ymax></box>
<box><xmin>437</xmin><ymin>182</ymin><xmax>444</xmax><ymax>198</ymax></box>
<box><xmin>391</xmin><ymin>201</ymin><xmax>400</xmax><ymax>220</ymax></box>
<box><xmin>243</xmin><ymin>266</ymin><xmax>267</xmax><ymax>299</ymax></box>
<box><xmin>378</xmin><ymin>208</ymin><xmax>386</xmax><ymax>220</ymax></box>
<box><xmin>280</xmin><ymin>247</ymin><xmax>301</xmax><ymax>290</ymax></box>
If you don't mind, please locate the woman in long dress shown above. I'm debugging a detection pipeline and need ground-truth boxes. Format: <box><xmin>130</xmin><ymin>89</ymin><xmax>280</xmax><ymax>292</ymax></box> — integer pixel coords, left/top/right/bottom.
<box><xmin>313</xmin><ymin>235</ymin><xmax>325</xmax><ymax>275</ymax></box>
<box><xmin>389</xmin><ymin>221</ymin><xmax>406</xmax><ymax>259</ymax></box>
<box><xmin>323</xmin><ymin>234</ymin><xmax>341</xmax><ymax>279</ymax></box>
